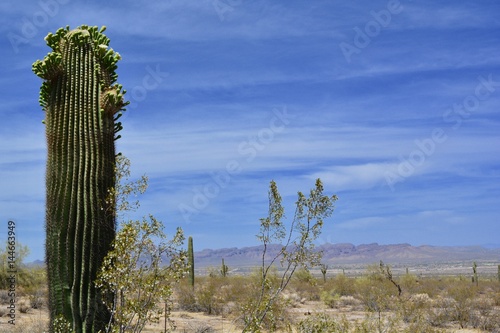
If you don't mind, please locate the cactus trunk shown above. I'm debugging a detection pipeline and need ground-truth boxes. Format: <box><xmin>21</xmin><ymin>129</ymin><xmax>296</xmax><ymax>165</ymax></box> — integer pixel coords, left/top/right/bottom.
<box><xmin>33</xmin><ymin>25</ymin><xmax>127</xmax><ymax>332</ymax></box>
<box><xmin>188</xmin><ymin>236</ymin><xmax>194</xmax><ymax>288</ymax></box>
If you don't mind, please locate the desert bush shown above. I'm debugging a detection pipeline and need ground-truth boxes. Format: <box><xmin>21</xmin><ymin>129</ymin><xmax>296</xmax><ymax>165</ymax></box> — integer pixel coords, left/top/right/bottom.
<box><xmin>397</xmin><ymin>293</ymin><xmax>431</xmax><ymax>324</ymax></box>
<box><xmin>468</xmin><ymin>296</ymin><xmax>500</xmax><ymax>332</ymax></box>
<box><xmin>188</xmin><ymin>324</ymin><xmax>216</xmax><ymax>333</ymax></box>
<box><xmin>321</xmin><ymin>290</ymin><xmax>341</xmax><ymax>308</ymax></box>
<box><xmin>195</xmin><ymin>276</ymin><xmax>227</xmax><ymax>315</ymax></box>
<box><xmin>427</xmin><ymin>296</ymin><xmax>455</xmax><ymax>328</ymax></box>
<box><xmin>446</xmin><ymin>281</ymin><xmax>476</xmax><ymax>328</ymax></box>
<box><xmin>296</xmin><ymin>313</ymin><xmax>350</xmax><ymax>333</ymax></box>
<box><xmin>0</xmin><ymin>290</ymin><xmax>10</xmax><ymax>304</ymax></box>
<box><xmin>0</xmin><ymin>307</ymin><xmax>8</xmax><ymax>317</ymax></box>
<box><xmin>339</xmin><ymin>295</ymin><xmax>361</xmax><ymax>308</ymax></box>
<box><xmin>412</xmin><ymin>277</ymin><xmax>449</xmax><ymax>298</ymax></box>
<box><xmin>96</xmin><ymin>215</ymin><xmax>188</xmax><ymax>333</ymax></box>
<box><xmin>17</xmin><ymin>300</ymin><xmax>30</xmax><ymax>314</ymax></box>
<box><xmin>0</xmin><ymin>318</ymin><xmax>48</xmax><ymax>333</ymax></box>
<box><xmin>355</xmin><ymin>275</ymin><xmax>396</xmax><ymax>313</ymax></box>
<box><xmin>290</xmin><ymin>269</ymin><xmax>320</xmax><ymax>301</ymax></box>
<box><xmin>232</xmin><ymin>268</ymin><xmax>293</xmax><ymax>332</ymax></box>
<box><xmin>400</xmin><ymin>321</ymin><xmax>446</xmax><ymax>333</ymax></box>
<box><xmin>176</xmin><ymin>281</ymin><xmax>198</xmax><ymax>311</ymax></box>
<box><xmin>294</xmin><ymin>268</ymin><xmax>317</xmax><ymax>285</ymax></box>
<box><xmin>493</xmin><ymin>290</ymin><xmax>500</xmax><ymax>306</ymax></box>
<box><xmin>29</xmin><ymin>289</ymin><xmax>46</xmax><ymax>309</ymax></box>
<box><xmin>240</xmin><ymin>179</ymin><xmax>336</xmax><ymax>332</ymax></box>
<box><xmin>399</xmin><ymin>272</ymin><xmax>419</xmax><ymax>294</ymax></box>
<box><xmin>350</xmin><ymin>312</ymin><xmax>399</xmax><ymax>333</ymax></box>
<box><xmin>328</xmin><ymin>274</ymin><xmax>357</xmax><ymax>296</ymax></box>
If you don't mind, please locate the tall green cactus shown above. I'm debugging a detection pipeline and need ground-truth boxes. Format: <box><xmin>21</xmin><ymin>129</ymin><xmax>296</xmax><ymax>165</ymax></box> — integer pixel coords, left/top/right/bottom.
<box><xmin>220</xmin><ymin>258</ymin><xmax>228</xmax><ymax>277</ymax></box>
<box><xmin>472</xmin><ymin>261</ymin><xmax>478</xmax><ymax>286</ymax></box>
<box><xmin>188</xmin><ymin>236</ymin><xmax>194</xmax><ymax>288</ymax></box>
<box><xmin>32</xmin><ymin>25</ymin><xmax>128</xmax><ymax>332</ymax></box>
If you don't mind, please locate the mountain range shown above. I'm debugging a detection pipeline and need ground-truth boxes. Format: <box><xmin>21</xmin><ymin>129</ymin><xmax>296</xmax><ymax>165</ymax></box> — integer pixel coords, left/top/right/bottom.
<box><xmin>26</xmin><ymin>243</ymin><xmax>500</xmax><ymax>270</ymax></box>
<box><xmin>193</xmin><ymin>243</ymin><xmax>500</xmax><ymax>269</ymax></box>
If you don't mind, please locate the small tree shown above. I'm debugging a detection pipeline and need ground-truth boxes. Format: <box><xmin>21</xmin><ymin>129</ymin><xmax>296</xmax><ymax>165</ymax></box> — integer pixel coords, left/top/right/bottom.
<box><xmin>96</xmin><ymin>216</ymin><xmax>187</xmax><ymax>333</ymax></box>
<box><xmin>241</xmin><ymin>178</ymin><xmax>337</xmax><ymax>332</ymax></box>
<box><xmin>95</xmin><ymin>156</ymin><xmax>188</xmax><ymax>333</ymax></box>
<box><xmin>0</xmin><ymin>241</ymin><xmax>30</xmax><ymax>289</ymax></box>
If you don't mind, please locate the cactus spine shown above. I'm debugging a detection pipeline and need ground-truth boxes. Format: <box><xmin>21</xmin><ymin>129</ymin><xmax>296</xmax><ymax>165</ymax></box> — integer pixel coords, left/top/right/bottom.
<box><xmin>32</xmin><ymin>25</ymin><xmax>127</xmax><ymax>332</ymax></box>
<box><xmin>188</xmin><ymin>236</ymin><xmax>194</xmax><ymax>288</ymax></box>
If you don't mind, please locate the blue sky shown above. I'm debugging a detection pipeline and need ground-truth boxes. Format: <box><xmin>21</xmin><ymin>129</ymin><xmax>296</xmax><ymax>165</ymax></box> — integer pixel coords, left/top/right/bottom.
<box><xmin>1</xmin><ymin>1</ymin><xmax>499</xmax><ymax>262</ymax></box>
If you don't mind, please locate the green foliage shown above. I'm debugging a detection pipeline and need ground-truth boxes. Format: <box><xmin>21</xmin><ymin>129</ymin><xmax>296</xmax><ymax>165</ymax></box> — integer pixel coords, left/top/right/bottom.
<box><xmin>351</xmin><ymin>261</ymin><xmax>403</xmax><ymax>317</ymax></box>
<box><xmin>33</xmin><ymin>24</ymin><xmax>128</xmax><ymax>332</ymax></box>
<box><xmin>107</xmin><ymin>155</ymin><xmax>148</xmax><ymax>219</ymax></box>
<box><xmin>294</xmin><ymin>268</ymin><xmax>316</xmax><ymax>286</ymax></box>
<box><xmin>96</xmin><ymin>216</ymin><xmax>187</xmax><ymax>333</ymax></box>
<box><xmin>0</xmin><ymin>242</ymin><xmax>30</xmax><ymax>290</ymax></box>
<box><xmin>194</xmin><ymin>276</ymin><xmax>227</xmax><ymax>316</ymax></box>
<box><xmin>242</xmin><ymin>178</ymin><xmax>337</xmax><ymax>332</ymax></box>
<box><xmin>321</xmin><ymin>290</ymin><xmax>341</xmax><ymax>308</ymax></box>
<box><xmin>297</xmin><ymin>313</ymin><xmax>349</xmax><ymax>333</ymax></box>
<box><xmin>446</xmin><ymin>281</ymin><xmax>476</xmax><ymax>328</ymax></box>
<box><xmin>94</xmin><ymin>156</ymin><xmax>187</xmax><ymax>333</ymax></box>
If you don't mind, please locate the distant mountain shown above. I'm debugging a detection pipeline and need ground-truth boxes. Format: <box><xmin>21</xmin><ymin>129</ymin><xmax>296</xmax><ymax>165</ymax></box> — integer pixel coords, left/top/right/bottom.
<box><xmin>25</xmin><ymin>259</ymin><xmax>45</xmax><ymax>267</ymax></box>
<box><xmin>27</xmin><ymin>243</ymin><xmax>500</xmax><ymax>270</ymax></box>
<box><xmin>192</xmin><ymin>243</ymin><xmax>500</xmax><ymax>269</ymax></box>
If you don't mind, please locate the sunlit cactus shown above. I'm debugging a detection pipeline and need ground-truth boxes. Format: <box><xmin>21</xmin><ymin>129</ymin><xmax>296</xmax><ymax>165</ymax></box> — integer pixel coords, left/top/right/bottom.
<box><xmin>32</xmin><ymin>25</ymin><xmax>128</xmax><ymax>332</ymax></box>
<box><xmin>188</xmin><ymin>236</ymin><xmax>194</xmax><ymax>288</ymax></box>
<box><xmin>220</xmin><ymin>258</ymin><xmax>228</xmax><ymax>277</ymax></box>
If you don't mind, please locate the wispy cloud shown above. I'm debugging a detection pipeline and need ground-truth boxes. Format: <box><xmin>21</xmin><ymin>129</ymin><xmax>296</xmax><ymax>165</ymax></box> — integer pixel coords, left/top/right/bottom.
<box><xmin>1</xmin><ymin>1</ymin><xmax>499</xmax><ymax>261</ymax></box>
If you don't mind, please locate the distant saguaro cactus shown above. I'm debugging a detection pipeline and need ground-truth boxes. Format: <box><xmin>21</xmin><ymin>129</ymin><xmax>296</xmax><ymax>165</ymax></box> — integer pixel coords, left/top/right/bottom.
<box><xmin>472</xmin><ymin>261</ymin><xmax>478</xmax><ymax>286</ymax></box>
<box><xmin>32</xmin><ymin>25</ymin><xmax>127</xmax><ymax>332</ymax></box>
<box><xmin>221</xmin><ymin>258</ymin><xmax>228</xmax><ymax>277</ymax></box>
<box><xmin>320</xmin><ymin>264</ymin><xmax>328</xmax><ymax>282</ymax></box>
<box><xmin>188</xmin><ymin>236</ymin><xmax>194</xmax><ymax>288</ymax></box>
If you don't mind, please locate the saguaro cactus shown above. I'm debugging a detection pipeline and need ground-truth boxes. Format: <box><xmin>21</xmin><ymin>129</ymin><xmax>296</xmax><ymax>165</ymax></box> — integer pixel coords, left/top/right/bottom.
<box><xmin>32</xmin><ymin>25</ymin><xmax>127</xmax><ymax>332</ymax></box>
<box><xmin>220</xmin><ymin>258</ymin><xmax>228</xmax><ymax>277</ymax></box>
<box><xmin>472</xmin><ymin>261</ymin><xmax>478</xmax><ymax>286</ymax></box>
<box><xmin>188</xmin><ymin>236</ymin><xmax>194</xmax><ymax>288</ymax></box>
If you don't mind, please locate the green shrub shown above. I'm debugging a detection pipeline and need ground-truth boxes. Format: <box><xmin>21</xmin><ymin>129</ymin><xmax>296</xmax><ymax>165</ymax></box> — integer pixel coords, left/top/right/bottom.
<box><xmin>321</xmin><ymin>290</ymin><xmax>341</xmax><ymax>308</ymax></box>
<box><xmin>297</xmin><ymin>313</ymin><xmax>349</xmax><ymax>333</ymax></box>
